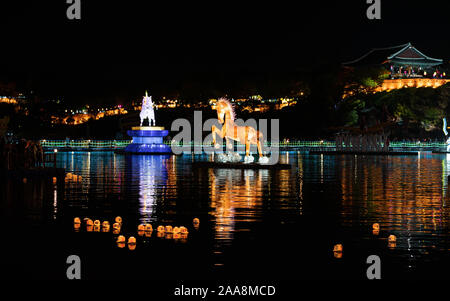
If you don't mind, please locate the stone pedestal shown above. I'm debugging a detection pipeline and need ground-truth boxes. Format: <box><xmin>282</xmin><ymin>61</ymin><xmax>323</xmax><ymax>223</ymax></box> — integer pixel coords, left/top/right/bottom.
<box><xmin>124</xmin><ymin>126</ymin><xmax>171</xmax><ymax>154</ymax></box>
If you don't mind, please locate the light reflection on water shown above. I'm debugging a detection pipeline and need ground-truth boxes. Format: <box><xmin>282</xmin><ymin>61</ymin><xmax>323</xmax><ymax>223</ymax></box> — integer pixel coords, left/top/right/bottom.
<box><xmin>52</xmin><ymin>151</ymin><xmax>450</xmax><ymax>276</ymax></box>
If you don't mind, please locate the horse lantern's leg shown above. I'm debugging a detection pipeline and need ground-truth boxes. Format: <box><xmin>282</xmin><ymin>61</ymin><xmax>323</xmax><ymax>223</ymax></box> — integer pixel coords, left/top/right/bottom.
<box><xmin>212</xmin><ymin>124</ymin><xmax>224</xmax><ymax>149</ymax></box>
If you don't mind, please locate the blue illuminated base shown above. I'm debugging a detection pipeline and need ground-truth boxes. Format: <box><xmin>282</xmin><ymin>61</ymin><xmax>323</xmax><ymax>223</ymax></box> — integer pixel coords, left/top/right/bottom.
<box><xmin>124</xmin><ymin>126</ymin><xmax>172</xmax><ymax>154</ymax></box>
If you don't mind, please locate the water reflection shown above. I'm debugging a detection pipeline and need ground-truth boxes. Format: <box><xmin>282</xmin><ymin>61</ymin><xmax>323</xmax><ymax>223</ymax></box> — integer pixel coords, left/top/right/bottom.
<box><xmin>45</xmin><ymin>151</ymin><xmax>450</xmax><ymax>277</ymax></box>
<box><xmin>338</xmin><ymin>154</ymin><xmax>450</xmax><ymax>259</ymax></box>
<box><xmin>209</xmin><ymin>168</ymin><xmax>268</xmax><ymax>243</ymax></box>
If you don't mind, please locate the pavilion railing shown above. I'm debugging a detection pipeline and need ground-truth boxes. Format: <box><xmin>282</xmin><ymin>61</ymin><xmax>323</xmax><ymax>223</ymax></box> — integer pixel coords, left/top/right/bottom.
<box><xmin>40</xmin><ymin>139</ymin><xmax>448</xmax><ymax>150</ymax></box>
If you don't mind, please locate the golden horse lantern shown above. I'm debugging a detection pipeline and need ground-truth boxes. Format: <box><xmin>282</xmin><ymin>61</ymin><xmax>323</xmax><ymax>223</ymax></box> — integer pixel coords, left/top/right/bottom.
<box><xmin>212</xmin><ymin>98</ymin><xmax>269</xmax><ymax>164</ymax></box>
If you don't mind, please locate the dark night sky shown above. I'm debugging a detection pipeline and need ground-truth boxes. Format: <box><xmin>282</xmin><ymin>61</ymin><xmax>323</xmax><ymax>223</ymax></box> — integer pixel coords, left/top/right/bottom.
<box><xmin>1</xmin><ymin>0</ymin><xmax>450</xmax><ymax>103</ymax></box>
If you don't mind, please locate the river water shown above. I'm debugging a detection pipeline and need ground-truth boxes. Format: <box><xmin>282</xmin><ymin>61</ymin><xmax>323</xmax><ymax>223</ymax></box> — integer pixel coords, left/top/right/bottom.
<box><xmin>2</xmin><ymin>151</ymin><xmax>450</xmax><ymax>279</ymax></box>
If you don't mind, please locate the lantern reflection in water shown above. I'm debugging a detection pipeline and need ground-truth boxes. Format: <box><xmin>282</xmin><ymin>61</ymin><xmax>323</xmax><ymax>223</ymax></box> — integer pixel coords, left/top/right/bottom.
<box><xmin>209</xmin><ymin>168</ymin><xmax>268</xmax><ymax>243</ymax></box>
<box><xmin>128</xmin><ymin>155</ymin><xmax>172</xmax><ymax>224</ymax></box>
<box><xmin>339</xmin><ymin>155</ymin><xmax>450</xmax><ymax>252</ymax></box>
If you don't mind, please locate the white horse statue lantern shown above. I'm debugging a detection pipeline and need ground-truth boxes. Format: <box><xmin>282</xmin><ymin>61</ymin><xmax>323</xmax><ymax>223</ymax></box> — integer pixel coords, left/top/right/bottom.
<box><xmin>140</xmin><ymin>91</ymin><xmax>156</xmax><ymax>127</ymax></box>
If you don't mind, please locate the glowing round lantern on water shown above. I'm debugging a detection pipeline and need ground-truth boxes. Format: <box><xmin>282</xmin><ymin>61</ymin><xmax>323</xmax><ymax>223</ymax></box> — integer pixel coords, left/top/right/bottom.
<box><xmin>333</xmin><ymin>244</ymin><xmax>343</xmax><ymax>253</ymax></box>
<box><xmin>193</xmin><ymin>218</ymin><xmax>200</xmax><ymax>225</ymax></box>
<box><xmin>388</xmin><ymin>235</ymin><xmax>396</xmax><ymax>242</ymax></box>
<box><xmin>115</xmin><ymin>216</ymin><xmax>122</xmax><ymax>224</ymax></box>
<box><xmin>113</xmin><ymin>222</ymin><xmax>121</xmax><ymax>230</ymax></box>
<box><xmin>137</xmin><ymin>224</ymin><xmax>145</xmax><ymax>231</ymax></box>
<box><xmin>157</xmin><ymin>225</ymin><xmax>165</xmax><ymax>232</ymax></box>
<box><xmin>93</xmin><ymin>220</ymin><xmax>101</xmax><ymax>227</ymax></box>
<box><xmin>23</xmin><ymin>178</ymin><xmax>27</xmax><ymax>184</ymax></box>
<box><xmin>117</xmin><ymin>242</ymin><xmax>125</xmax><ymax>249</ymax></box>
<box><xmin>93</xmin><ymin>225</ymin><xmax>100</xmax><ymax>232</ymax></box>
<box><xmin>173</xmin><ymin>233</ymin><xmax>181</xmax><ymax>240</ymax></box>
<box><xmin>117</xmin><ymin>235</ymin><xmax>126</xmax><ymax>243</ymax></box>
<box><xmin>145</xmin><ymin>224</ymin><xmax>153</xmax><ymax>232</ymax></box>
<box><xmin>128</xmin><ymin>236</ymin><xmax>136</xmax><ymax>245</ymax></box>
<box><xmin>165</xmin><ymin>225</ymin><xmax>173</xmax><ymax>233</ymax></box>
<box><xmin>333</xmin><ymin>251</ymin><xmax>343</xmax><ymax>259</ymax></box>
<box><xmin>102</xmin><ymin>224</ymin><xmax>110</xmax><ymax>232</ymax></box>
<box><xmin>73</xmin><ymin>217</ymin><xmax>81</xmax><ymax>224</ymax></box>
<box><xmin>52</xmin><ymin>177</ymin><xmax>57</xmax><ymax>184</ymax></box>
<box><xmin>144</xmin><ymin>231</ymin><xmax>152</xmax><ymax>238</ymax></box>
<box><xmin>173</xmin><ymin>227</ymin><xmax>180</xmax><ymax>234</ymax></box>
<box><xmin>102</xmin><ymin>221</ymin><xmax>109</xmax><ymax>228</ymax></box>
<box><xmin>74</xmin><ymin>223</ymin><xmax>81</xmax><ymax>231</ymax></box>
<box><xmin>86</xmin><ymin>225</ymin><xmax>93</xmax><ymax>232</ymax></box>
<box><xmin>180</xmin><ymin>226</ymin><xmax>188</xmax><ymax>234</ymax></box>
<box><xmin>128</xmin><ymin>244</ymin><xmax>136</xmax><ymax>251</ymax></box>
<box><xmin>86</xmin><ymin>219</ymin><xmax>94</xmax><ymax>226</ymax></box>
<box><xmin>372</xmin><ymin>223</ymin><xmax>380</xmax><ymax>231</ymax></box>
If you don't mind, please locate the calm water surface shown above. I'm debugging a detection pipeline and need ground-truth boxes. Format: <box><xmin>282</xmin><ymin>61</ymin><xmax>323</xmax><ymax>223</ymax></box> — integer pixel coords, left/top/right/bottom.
<box><xmin>2</xmin><ymin>151</ymin><xmax>450</xmax><ymax>279</ymax></box>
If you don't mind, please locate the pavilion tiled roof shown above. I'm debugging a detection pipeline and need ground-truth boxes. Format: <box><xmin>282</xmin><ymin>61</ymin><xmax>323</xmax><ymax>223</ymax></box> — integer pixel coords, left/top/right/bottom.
<box><xmin>343</xmin><ymin>42</ymin><xmax>443</xmax><ymax>67</ymax></box>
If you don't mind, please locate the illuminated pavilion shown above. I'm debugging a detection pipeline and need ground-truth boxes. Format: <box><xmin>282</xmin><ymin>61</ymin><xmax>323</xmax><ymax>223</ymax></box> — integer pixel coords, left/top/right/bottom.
<box><xmin>344</xmin><ymin>42</ymin><xmax>450</xmax><ymax>91</ymax></box>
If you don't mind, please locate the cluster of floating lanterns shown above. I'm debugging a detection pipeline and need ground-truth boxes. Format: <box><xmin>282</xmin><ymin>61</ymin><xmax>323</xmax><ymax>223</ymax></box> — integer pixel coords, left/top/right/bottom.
<box><xmin>74</xmin><ymin>215</ymin><xmax>200</xmax><ymax>250</ymax></box>
<box><xmin>333</xmin><ymin>223</ymin><xmax>397</xmax><ymax>258</ymax></box>
<box><xmin>65</xmin><ymin>172</ymin><xmax>83</xmax><ymax>183</ymax></box>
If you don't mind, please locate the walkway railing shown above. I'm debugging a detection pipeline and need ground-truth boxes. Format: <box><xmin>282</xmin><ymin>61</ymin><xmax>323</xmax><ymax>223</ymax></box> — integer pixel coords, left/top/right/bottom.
<box><xmin>40</xmin><ymin>139</ymin><xmax>448</xmax><ymax>150</ymax></box>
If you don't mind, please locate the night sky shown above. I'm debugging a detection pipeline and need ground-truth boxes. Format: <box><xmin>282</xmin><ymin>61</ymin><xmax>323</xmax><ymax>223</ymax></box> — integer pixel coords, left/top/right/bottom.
<box><xmin>1</xmin><ymin>0</ymin><xmax>450</xmax><ymax>103</ymax></box>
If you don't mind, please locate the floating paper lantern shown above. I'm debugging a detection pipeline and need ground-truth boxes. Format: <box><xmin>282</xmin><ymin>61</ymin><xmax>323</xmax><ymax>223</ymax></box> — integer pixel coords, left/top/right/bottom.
<box><xmin>128</xmin><ymin>236</ymin><xmax>136</xmax><ymax>245</ymax></box>
<box><xmin>102</xmin><ymin>225</ymin><xmax>110</xmax><ymax>232</ymax></box>
<box><xmin>333</xmin><ymin>251</ymin><xmax>343</xmax><ymax>259</ymax></box>
<box><xmin>144</xmin><ymin>231</ymin><xmax>152</xmax><ymax>238</ymax></box>
<box><xmin>165</xmin><ymin>225</ymin><xmax>173</xmax><ymax>233</ymax></box>
<box><xmin>388</xmin><ymin>234</ymin><xmax>396</xmax><ymax>242</ymax></box>
<box><xmin>333</xmin><ymin>244</ymin><xmax>343</xmax><ymax>252</ymax></box>
<box><xmin>193</xmin><ymin>218</ymin><xmax>200</xmax><ymax>225</ymax></box>
<box><xmin>93</xmin><ymin>220</ymin><xmax>101</xmax><ymax>227</ymax></box>
<box><xmin>144</xmin><ymin>224</ymin><xmax>153</xmax><ymax>232</ymax></box>
<box><xmin>180</xmin><ymin>226</ymin><xmax>188</xmax><ymax>234</ymax></box>
<box><xmin>173</xmin><ymin>227</ymin><xmax>180</xmax><ymax>234</ymax></box>
<box><xmin>86</xmin><ymin>219</ymin><xmax>94</xmax><ymax>226</ymax></box>
<box><xmin>372</xmin><ymin>223</ymin><xmax>380</xmax><ymax>231</ymax></box>
<box><xmin>52</xmin><ymin>177</ymin><xmax>57</xmax><ymax>184</ymax></box>
<box><xmin>86</xmin><ymin>225</ymin><xmax>93</xmax><ymax>232</ymax></box>
<box><xmin>74</xmin><ymin>223</ymin><xmax>81</xmax><ymax>231</ymax></box>
<box><xmin>128</xmin><ymin>244</ymin><xmax>136</xmax><ymax>251</ymax></box>
<box><xmin>23</xmin><ymin>178</ymin><xmax>27</xmax><ymax>184</ymax></box>
<box><xmin>372</xmin><ymin>229</ymin><xmax>379</xmax><ymax>236</ymax></box>
<box><xmin>388</xmin><ymin>242</ymin><xmax>396</xmax><ymax>249</ymax></box>
<box><xmin>74</xmin><ymin>217</ymin><xmax>81</xmax><ymax>224</ymax></box>
<box><xmin>137</xmin><ymin>230</ymin><xmax>144</xmax><ymax>237</ymax></box>
<box><xmin>137</xmin><ymin>224</ymin><xmax>145</xmax><ymax>231</ymax></box>
<box><xmin>117</xmin><ymin>242</ymin><xmax>125</xmax><ymax>249</ymax></box>
<box><xmin>157</xmin><ymin>225</ymin><xmax>165</xmax><ymax>232</ymax></box>
<box><xmin>117</xmin><ymin>235</ymin><xmax>126</xmax><ymax>243</ymax></box>
<box><xmin>102</xmin><ymin>221</ymin><xmax>109</xmax><ymax>228</ymax></box>
<box><xmin>93</xmin><ymin>225</ymin><xmax>100</xmax><ymax>232</ymax></box>
<box><xmin>115</xmin><ymin>216</ymin><xmax>122</xmax><ymax>224</ymax></box>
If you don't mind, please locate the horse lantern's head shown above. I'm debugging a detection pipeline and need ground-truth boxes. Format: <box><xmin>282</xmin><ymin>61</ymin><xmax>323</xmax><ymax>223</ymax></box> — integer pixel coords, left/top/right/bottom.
<box><xmin>213</xmin><ymin>101</ymin><xmax>226</xmax><ymax>124</ymax></box>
